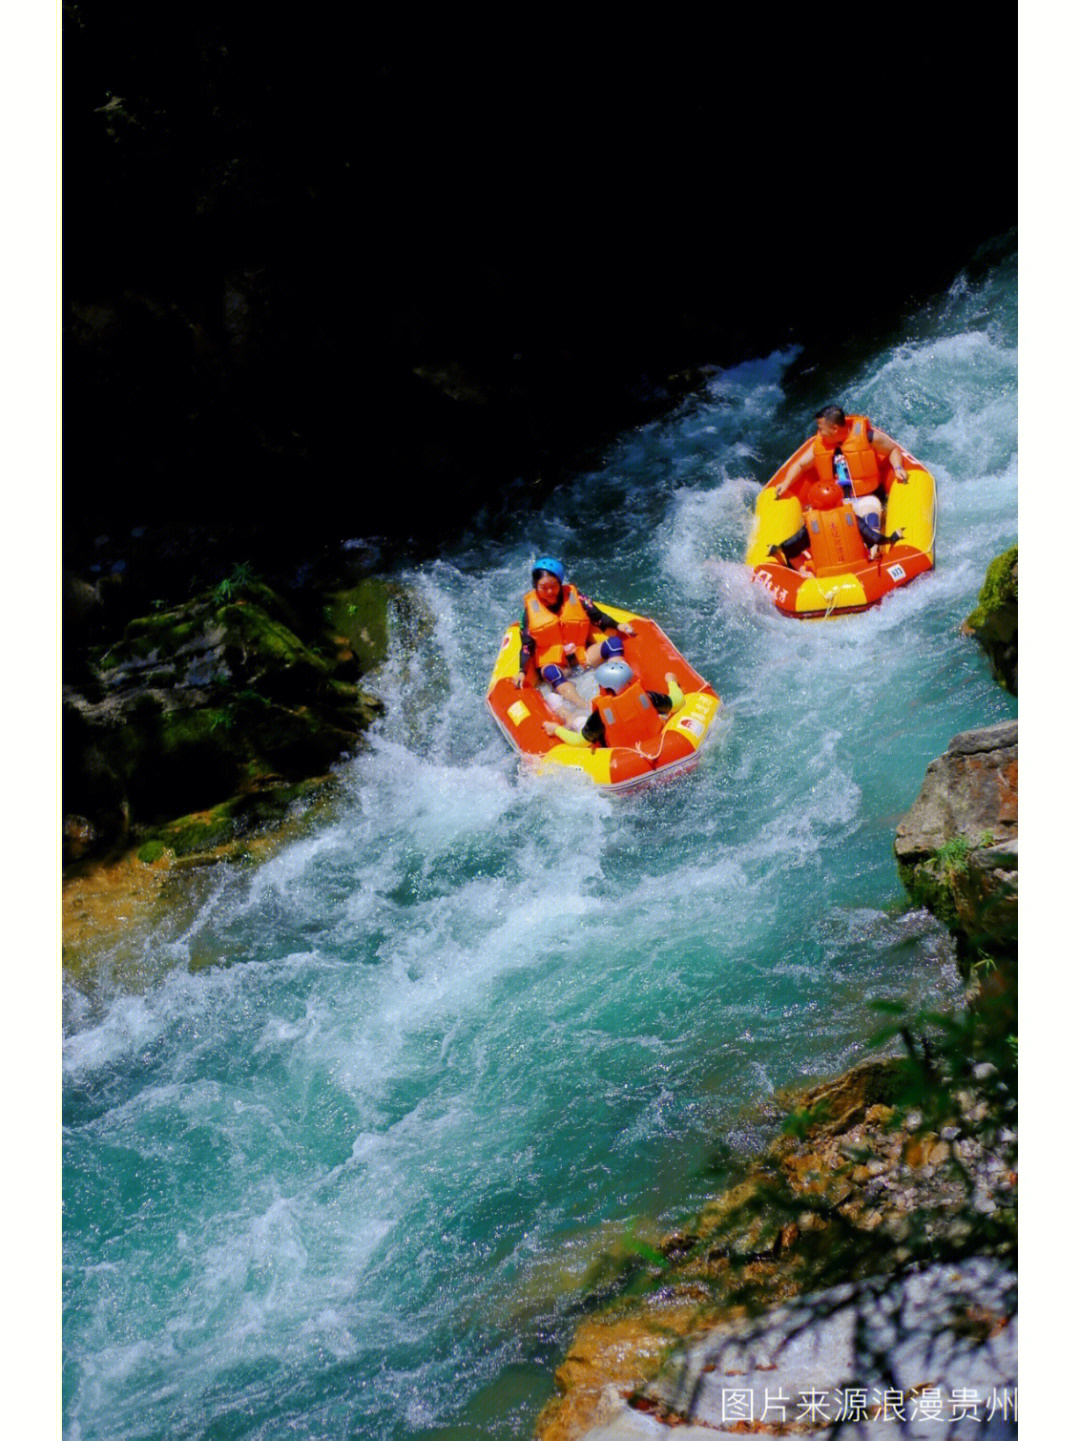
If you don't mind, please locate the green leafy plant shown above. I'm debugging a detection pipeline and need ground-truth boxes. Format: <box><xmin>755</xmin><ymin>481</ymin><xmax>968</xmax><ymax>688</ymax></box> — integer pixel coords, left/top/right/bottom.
<box><xmin>934</xmin><ymin>836</ymin><xmax>972</xmax><ymax>880</ymax></box>
<box><xmin>213</xmin><ymin>562</ymin><xmax>258</xmax><ymax>603</ymax></box>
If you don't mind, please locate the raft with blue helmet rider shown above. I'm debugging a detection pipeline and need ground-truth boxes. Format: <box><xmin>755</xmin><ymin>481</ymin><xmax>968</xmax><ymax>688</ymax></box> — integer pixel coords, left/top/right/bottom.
<box><xmin>745</xmin><ymin>419</ymin><xmax>937</xmax><ymax>618</ymax></box>
<box><xmin>487</xmin><ymin>558</ymin><xmax>723</xmax><ymax>789</ymax></box>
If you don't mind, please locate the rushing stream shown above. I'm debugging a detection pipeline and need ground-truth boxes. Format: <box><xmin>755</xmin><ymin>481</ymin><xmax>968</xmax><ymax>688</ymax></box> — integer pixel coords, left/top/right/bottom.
<box><xmin>63</xmin><ymin>241</ymin><xmax>1018</xmax><ymax>1440</ymax></box>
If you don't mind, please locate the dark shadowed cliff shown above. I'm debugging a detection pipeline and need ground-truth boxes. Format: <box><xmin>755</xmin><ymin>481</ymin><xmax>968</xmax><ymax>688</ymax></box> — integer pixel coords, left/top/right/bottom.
<box><xmin>65</xmin><ymin>8</ymin><xmax>1016</xmax><ymax>568</ymax></box>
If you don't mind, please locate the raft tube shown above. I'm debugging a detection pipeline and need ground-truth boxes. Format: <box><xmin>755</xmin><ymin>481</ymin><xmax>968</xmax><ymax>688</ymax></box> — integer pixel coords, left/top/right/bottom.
<box><xmin>745</xmin><ymin>438</ymin><xmax>937</xmax><ymax>618</ymax></box>
<box><xmin>486</xmin><ymin>603</ymin><xmax>722</xmax><ymax>790</ymax></box>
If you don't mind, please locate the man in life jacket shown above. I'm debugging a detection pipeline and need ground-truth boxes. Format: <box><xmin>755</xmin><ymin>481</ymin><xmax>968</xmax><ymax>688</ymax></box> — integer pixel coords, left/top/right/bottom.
<box><xmin>769</xmin><ymin>478</ymin><xmax>903</xmax><ymax>571</ymax></box>
<box><xmin>514</xmin><ymin>556</ymin><xmax>635</xmax><ymax>709</ymax></box>
<box><xmin>542</xmin><ymin>659</ymin><xmax>684</xmax><ymax>750</ymax></box>
<box><xmin>775</xmin><ymin>404</ymin><xmax>910</xmax><ymax>530</ymax></box>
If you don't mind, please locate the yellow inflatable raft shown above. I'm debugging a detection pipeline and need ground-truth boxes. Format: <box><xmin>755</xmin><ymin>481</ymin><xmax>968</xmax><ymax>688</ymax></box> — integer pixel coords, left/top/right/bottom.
<box><xmin>486</xmin><ymin>603</ymin><xmax>721</xmax><ymax>790</ymax></box>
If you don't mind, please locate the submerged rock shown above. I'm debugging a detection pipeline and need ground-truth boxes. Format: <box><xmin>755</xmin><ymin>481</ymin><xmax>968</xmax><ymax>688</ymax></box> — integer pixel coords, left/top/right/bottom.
<box><xmin>962</xmin><ymin>547</ymin><xmax>1017</xmax><ymax>694</ymax></box>
<box><xmin>894</xmin><ymin>723</ymin><xmax>1017</xmax><ymax>960</ymax></box>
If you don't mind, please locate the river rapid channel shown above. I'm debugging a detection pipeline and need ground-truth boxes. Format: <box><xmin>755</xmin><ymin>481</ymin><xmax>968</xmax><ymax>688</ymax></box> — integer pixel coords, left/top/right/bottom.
<box><xmin>63</xmin><ymin>240</ymin><xmax>1018</xmax><ymax>1440</ymax></box>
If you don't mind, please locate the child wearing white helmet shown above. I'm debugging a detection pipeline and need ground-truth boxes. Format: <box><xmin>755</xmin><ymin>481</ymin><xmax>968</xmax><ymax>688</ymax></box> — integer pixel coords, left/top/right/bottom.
<box><xmin>542</xmin><ymin>659</ymin><xmax>684</xmax><ymax>750</ymax></box>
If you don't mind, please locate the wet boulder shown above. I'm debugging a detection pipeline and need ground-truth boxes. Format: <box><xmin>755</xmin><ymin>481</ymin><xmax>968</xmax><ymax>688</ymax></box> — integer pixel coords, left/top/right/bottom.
<box><xmin>894</xmin><ymin>722</ymin><xmax>1017</xmax><ymax>960</ymax></box>
<box><xmin>962</xmin><ymin>546</ymin><xmax>1017</xmax><ymax>695</ymax></box>
<box><xmin>63</xmin><ymin>576</ymin><xmax>389</xmax><ymax>862</ymax></box>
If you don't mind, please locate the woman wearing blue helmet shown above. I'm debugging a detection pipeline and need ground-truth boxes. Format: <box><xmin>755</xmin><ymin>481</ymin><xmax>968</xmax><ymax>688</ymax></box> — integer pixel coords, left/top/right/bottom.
<box><xmin>514</xmin><ymin>556</ymin><xmax>635</xmax><ymax>710</ymax></box>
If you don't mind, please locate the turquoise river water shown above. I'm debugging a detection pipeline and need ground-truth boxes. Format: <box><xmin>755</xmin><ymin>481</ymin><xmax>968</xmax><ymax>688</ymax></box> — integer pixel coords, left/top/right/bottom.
<box><xmin>63</xmin><ymin>241</ymin><xmax>1018</xmax><ymax>1440</ymax></box>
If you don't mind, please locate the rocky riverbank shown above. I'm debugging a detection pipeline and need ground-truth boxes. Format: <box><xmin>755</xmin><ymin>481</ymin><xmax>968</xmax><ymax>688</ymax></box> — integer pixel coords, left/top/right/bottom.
<box><xmin>536</xmin><ymin>1041</ymin><xmax>1017</xmax><ymax>1440</ymax></box>
<box><xmin>894</xmin><ymin>722</ymin><xmax>1018</xmax><ymax>969</ymax></box>
<box><xmin>62</xmin><ymin>560</ymin><xmax>415</xmax><ymax>973</ymax></box>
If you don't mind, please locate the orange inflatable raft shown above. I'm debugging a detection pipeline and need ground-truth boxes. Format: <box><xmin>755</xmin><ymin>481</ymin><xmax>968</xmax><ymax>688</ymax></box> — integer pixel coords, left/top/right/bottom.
<box><xmin>486</xmin><ymin>602</ymin><xmax>721</xmax><ymax>790</ymax></box>
<box><xmin>745</xmin><ymin>437</ymin><xmax>937</xmax><ymax>618</ymax></box>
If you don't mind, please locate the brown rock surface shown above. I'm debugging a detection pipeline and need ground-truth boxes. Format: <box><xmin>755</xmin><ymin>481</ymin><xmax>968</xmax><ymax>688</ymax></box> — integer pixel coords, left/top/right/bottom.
<box><xmin>894</xmin><ymin>722</ymin><xmax>1017</xmax><ymax>958</ymax></box>
<box><xmin>535</xmin><ymin>1059</ymin><xmax>1016</xmax><ymax>1440</ymax></box>
<box><xmin>894</xmin><ymin>722</ymin><xmax>1017</xmax><ymax>858</ymax></box>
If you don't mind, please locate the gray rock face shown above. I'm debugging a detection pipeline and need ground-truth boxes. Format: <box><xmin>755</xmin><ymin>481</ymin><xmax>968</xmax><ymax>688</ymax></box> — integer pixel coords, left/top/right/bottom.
<box><xmin>894</xmin><ymin>724</ymin><xmax>1017</xmax><ymax>958</ymax></box>
<box><xmin>582</xmin><ymin>1259</ymin><xmax>1017</xmax><ymax>1439</ymax></box>
<box><xmin>895</xmin><ymin>723</ymin><xmax>1017</xmax><ymax>859</ymax></box>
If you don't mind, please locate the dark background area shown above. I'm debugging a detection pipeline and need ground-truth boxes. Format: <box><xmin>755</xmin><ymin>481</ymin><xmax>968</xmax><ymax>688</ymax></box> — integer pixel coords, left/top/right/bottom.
<box><xmin>64</xmin><ymin>7</ymin><xmax>1016</xmax><ymax>573</ymax></box>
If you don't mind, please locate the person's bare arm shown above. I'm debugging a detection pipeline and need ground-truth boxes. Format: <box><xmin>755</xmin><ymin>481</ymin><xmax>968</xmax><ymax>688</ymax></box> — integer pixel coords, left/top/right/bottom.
<box><xmin>775</xmin><ymin>450</ymin><xmax>815</xmax><ymax>496</ymax></box>
<box><xmin>870</xmin><ymin>429</ymin><xmax>908</xmax><ymax>483</ymax></box>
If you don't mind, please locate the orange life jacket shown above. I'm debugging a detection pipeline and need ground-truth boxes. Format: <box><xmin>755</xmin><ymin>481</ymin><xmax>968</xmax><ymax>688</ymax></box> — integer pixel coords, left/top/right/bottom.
<box><xmin>805</xmin><ymin>504</ymin><xmax>868</xmax><ymax>574</ymax></box>
<box><xmin>591</xmin><ymin>679</ymin><xmax>666</xmax><ymax>750</ymax></box>
<box><xmin>812</xmin><ymin>414</ymin><xmax>883</xmax><ymax>497</ymax></box>
<box><xmin>523</xmin><ymin>584</ymin><xmax>592</xmax><ymax>667</ymax></box>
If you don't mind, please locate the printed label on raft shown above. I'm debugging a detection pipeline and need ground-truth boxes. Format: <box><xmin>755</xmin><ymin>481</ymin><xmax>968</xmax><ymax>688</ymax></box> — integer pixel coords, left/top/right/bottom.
<box><xmin>507</xmin><ymin>700</ymin><xmax>530</xmax><ymax>726</ymax></box>
<box><xmin>677</xmin><ymin>716</ymin><xmax>705</xmax><ymax>738</ymax></box>
<box><xmin>754</xmin><ymin>569</ymin><xmax>789</xmax><ymax>605</ymax></box>
<box><xmin>887</xmin><ymin>563</ymin><xmax>906</xmax><ymax>581</ymax></box>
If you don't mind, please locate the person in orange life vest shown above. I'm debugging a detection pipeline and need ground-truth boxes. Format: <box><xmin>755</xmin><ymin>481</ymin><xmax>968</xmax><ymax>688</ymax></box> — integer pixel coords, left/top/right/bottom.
<box><xmin>513</xmin><ymin>557</ymin><xmax>635</xmax><ymax>709</ymax></box>
<box><xmin>542</xmin><ymin>659</ymin><xmax>684</xmax><ymax>749</ymax></box>
<box><xmin>768</xmin><ymin>477</ymin><xmax>903</xmax><ymax>569</ymax></box>
<box><xmin>774</xmin><ymin>404</ymin><xmax>909</xmax><ymax>530</ymax></box>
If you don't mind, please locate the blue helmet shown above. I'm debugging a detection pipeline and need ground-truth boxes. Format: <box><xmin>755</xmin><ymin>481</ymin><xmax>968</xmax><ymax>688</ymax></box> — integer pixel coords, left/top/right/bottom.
<box><xmin>595</xmin><ymin>659</ymin><xmax>634</xmax><ymax>694</ymax></box>
<box><xmin>531</xmin><ymin>556</ymin><xmax>565</xmax><ymax>585</ymax></box>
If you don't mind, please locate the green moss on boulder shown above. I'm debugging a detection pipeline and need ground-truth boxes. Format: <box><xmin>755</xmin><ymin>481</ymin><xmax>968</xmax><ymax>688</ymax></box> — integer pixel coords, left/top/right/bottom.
<box><xmin>323</xmin><ymin>578</ymin><xmax>393</xmax><ymax>674</ymax></box>
<box><xmin>962</xmin><ymin>546</ymin><xmax>1017</xmax><ymax>694</ymax></box>
<box><xmin>146</xmin><ymin>777</ymin><xmax>335</xmax><ymax>858</ymax></box>
<box><xmin>66</xmin><ymin>574</ymin><xmax>389</xmax><ymax>865</ymax></box>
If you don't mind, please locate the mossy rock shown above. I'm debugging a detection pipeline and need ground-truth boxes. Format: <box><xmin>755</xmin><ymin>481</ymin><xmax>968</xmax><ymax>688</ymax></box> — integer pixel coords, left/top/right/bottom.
<box><xmin>898</xmin><ymin>858</ymin><xmax>963</xmax><ymax>933</ymax></box>
<box><xmin>68</xmin><ymin>574</ymin><xmax>384</xmax><ymax>865</ymax></box>
<box><xmin>963</xmin><ymin>545</ymin><xmax>1017</xmax><ymax>694</ymax></box>
<box><xmin>323</xmin><ymin>579</ymin><xmax>393</xmax><ymax>674</ymax></box>
<box><xmin>146</xmin><ymin>777</ymin><xmax>335</xmax><ymax>858</ymax></box>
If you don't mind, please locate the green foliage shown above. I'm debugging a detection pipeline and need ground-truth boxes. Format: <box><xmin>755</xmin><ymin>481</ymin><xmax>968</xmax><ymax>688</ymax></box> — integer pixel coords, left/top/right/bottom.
<box><xmin>212</xmin><ymin>561</ymin><xmax>259</xmax><ymax>603</ymax></box>
<box><xmin>963</xmin><ymin>545</ymin><xmax>1018</xmax><ymax>694</ymax></box>
<box><xmin>934</xmin><ymin>835</ymin><xmax>972</xmax><ymax>879</ymax></box>
<box><xmin>780</xmin><ymin>1099</ymin><xmax>832</xmax><ymax>1139</ymax></box>
<box><xmin>136</xmin><ymin>840</ymin><xmax>167</xmax><ymax>864</ymax></box>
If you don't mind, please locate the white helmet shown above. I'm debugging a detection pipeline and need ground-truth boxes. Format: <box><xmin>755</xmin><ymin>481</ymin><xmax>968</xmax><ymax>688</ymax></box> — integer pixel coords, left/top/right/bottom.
<box><xmin>595</xmin><ymin>659</ymin><xmax>634</xmax><ymax>694</ymax></box>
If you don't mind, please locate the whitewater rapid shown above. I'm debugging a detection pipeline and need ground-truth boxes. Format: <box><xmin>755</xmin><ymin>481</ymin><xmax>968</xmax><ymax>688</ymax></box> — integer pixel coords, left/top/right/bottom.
<box><xmin>63</xmin><ymin>243</ymin><xmax>1017</xmax><ymax>1440</ymax></box>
